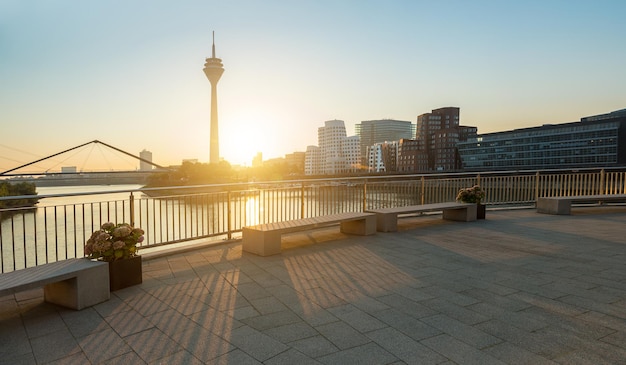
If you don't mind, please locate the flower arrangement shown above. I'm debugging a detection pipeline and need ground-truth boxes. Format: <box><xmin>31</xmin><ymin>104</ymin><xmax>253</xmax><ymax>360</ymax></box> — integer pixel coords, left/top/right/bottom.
<box><xmin>456</xmin><ymin>185</ymin><xmax>485</xmax><ymax>204</ymax></box>
<box><xmin>85</xmin><ymin>222</ymin><xmax>144</xmax><ymax>262</ymax></box>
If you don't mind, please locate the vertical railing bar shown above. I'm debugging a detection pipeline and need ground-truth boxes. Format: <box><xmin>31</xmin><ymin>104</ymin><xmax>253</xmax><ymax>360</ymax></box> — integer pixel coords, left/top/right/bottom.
<box><xmin>163</xmin><ymin>199</ymin><xmax>168</xmax><ymax>242</ymax></box>
<box><xmin>10</xmin><ymin>215</ymin><xmax>16</xmax><ymax>270</ymax></box>
<box><xmin>0</xmin><ymin>210</ymin><xmax>3</xmax><ymax>273</ymax></box>
<box><xmin>32</xmin><ymin>208</ymin><xmax>38</xmax><ymax>265</ymax></box>
<box><xmin>129</xmin><ymin>192</ymin><xmax>135</xmax><ymax>227</ymax></box>
<box><xmin>600</xmin><ymin>169</ymin><xmax>606</xmax><ymax>195</ymax></box>
<box><xmin>44</xmin><ymin>207</ymin><xmax>49</xmax><ymax>264</ymax></box>
<box><xmin>21</xmin><ymin>211</ymin><xmax>27</xmax><ymax>268</ymax></box>
<box><xmin>193</xmin><ymin>194</ymin><xmax>197</xmax><ymax>237</ymax></box>
<box><xmin>174</xmin><ymin>198</ymin><xmax>179</xmax><ymax>242</ymax></box>
<box><xmin>227</xmin><ymin>191</ymin><xmax>232</xmax><ymax>240</ymax></box>
<box><xmin>180</xmin><ymin>196</ymin><xmax>184</xmax><ymax>240</ymax></box>
<box><xmin>54</xmin><ymin>206</ymin><xmax>59</xmax><ymax>262</ymax></box>
<box><xmin>72</xmin><ymin>205</ymin><xmax>77</xmax><ymax>258</ymax></box>
<box><xmin>63</xmin><ymin>205</ymin><xmax>68</xmax><ymax>260</ymax></box>
<box><xmin>301</xmin><ymin>184</ymin><xmax>305</xmax><ymax>219</ymax></box>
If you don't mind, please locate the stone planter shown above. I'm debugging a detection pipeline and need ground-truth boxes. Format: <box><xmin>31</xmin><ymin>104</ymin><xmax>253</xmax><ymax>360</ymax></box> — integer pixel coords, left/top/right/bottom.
<box><xmin>108</xmin><ymin>255</ymin><xmax>142</xmax><ymax>291</ymax></box>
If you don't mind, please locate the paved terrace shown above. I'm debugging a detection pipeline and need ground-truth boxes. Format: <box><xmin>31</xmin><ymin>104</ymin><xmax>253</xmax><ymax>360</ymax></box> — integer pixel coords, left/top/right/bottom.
<box><xmin>1</xmin><ymin>207</ymin><xmax>626</xmax><ymax>364</ymax></box>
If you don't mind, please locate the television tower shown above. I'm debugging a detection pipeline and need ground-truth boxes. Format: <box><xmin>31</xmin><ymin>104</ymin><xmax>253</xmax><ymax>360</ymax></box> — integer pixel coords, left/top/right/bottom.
<box><xmin>203</xmin><ymin>31</ymin><xmax>224</xmax><ymax>164</ymax></box>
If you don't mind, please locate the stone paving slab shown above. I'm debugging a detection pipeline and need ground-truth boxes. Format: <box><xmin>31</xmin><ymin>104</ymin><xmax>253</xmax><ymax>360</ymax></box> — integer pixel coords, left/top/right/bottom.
<box><xmin>1</xmin><ymin>207</ymin><xmax>626</xmax><ymax>364</ymax></box>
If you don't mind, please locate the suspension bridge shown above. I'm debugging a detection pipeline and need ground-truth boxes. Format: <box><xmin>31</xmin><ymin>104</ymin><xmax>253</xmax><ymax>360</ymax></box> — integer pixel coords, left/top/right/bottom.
<box><xmin>0</xmin><ymin>140</ymin><xmax>170</xmax><ymax>186</ymax></box>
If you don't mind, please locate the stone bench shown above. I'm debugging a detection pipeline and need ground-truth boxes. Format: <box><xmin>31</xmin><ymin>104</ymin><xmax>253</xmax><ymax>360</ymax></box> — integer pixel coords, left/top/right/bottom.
<box><xmin>366</xmin><ymin>202</ymin><xmax>478</xmax><ymax>232</ymax></box>
<box><xmin>537</xmin><ymin>194</ymin><xmax>626</xmax><ymax>215</ymax></box>
<box><xmin>0</xmin><ymin>258</ymin><xmax>110</xmax><ymax>310</ymax></box>
<box><xmin>242</xmin><ymin>212</ymin><xmax>377</xmax><ymax>256</ymax></box>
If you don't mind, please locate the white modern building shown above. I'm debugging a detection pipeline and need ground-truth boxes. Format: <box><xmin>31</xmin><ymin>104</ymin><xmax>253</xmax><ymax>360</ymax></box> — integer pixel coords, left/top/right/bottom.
<box><xmin>344</xmin><ymin>135</ymin><xmax>361</xmax><ymax>172</ymax></box>
<box><xmin>367</xmin><ymin>141</ymin><xmax>398</xmax><ymax>173</ymax></box>
<box><xmin>304</xmin><ymin>146</ymin><xmax>322</xmax><ymax>175</ymax></box>
<box><xmin>304</xmin><ymin>120</ymin><xmax>361</xmax><ymax>175</ymax></box>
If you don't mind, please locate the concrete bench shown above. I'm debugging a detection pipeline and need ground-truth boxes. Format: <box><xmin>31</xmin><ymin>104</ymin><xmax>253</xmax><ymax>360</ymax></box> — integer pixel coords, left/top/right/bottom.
<box><xmin>242</xmin><ymin>212</ymin><xmax>376</xmax><ymax>256</ymax></box>
<box><xmin>537</xmin><ymin>194</ymin><xmax>626</xmax><ymax>215</ymax></box>
<box><xmin>0</xmin><ymin>258</ymin><xmax>110</xmax><ymax>310</ymax></box>
<box><xmin>366</xmin><ymin>202</ymin><xmax>478</xmax><ymax>232</ymax></box>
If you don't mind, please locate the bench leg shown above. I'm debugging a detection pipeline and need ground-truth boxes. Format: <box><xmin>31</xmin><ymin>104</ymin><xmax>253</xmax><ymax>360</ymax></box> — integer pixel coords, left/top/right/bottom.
<box><xmin>242</xmin><ymin>228</ymin><xmax>282</xmax><ymax>256</ymax></box>
<box><xmin>442</xmin><ymin>205</ymin><xmax>477</xmax><ymax>222</ymax></box>
<box><xmin>373</xmin><ymin>213</ymin><xmax>398</xmax><ymax>232</ymax></box>
<box><xmin>340</xmin><ymin>215</ymin><xmax>377</xmax><ymax>235</ymax></box>
<box><xmin>44</xmin><ymin>262</ymin><xmax>110</xmax><ymax>310</ymax></box>
<box><xmin>537</xmin><ymin>199</ymin><xmax>571</xmax><ymax>215</ymax></box>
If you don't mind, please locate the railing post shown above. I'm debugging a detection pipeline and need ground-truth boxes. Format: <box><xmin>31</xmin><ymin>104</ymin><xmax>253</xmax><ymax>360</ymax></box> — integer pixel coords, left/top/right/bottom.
<box><xmin>535</xmin><ymin>171</ymin><xmax>540</xmax><ymax>205</ymax></box>
<box><xmin>300</xmin><ymin>183</ymin><xmax>305</xmax><ymax>218</ymax></box>
<box><xmin>600</xmin><ymin>169</ymin><xmax>605</xmax><ymax>195</ymax></box>
<box><xmin>129</xmin><ymin>192</ymin><xmax>135</xmax><ymax>227</ymax></box>
<box><xmin>227</xmin><ymin>191</ymin><xmax>232</xmax><ymax>240</ymax></box>
<box><xmin>420</xmin><ymin>176</ymin><xmax>425</xmax><ymax>205</ymax></box>
<box><xmin>362</xmin><ymin>179</ymin><xmax>368</xmax><ymax>211</ymax></box>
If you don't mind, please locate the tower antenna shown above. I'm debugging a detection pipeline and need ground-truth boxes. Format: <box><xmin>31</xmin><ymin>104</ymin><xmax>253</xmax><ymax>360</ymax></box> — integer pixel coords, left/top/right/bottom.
<box><xmin>212</xmin><ymin>31</ymin><xmax>216</xmax><ymax>58</ymax></box>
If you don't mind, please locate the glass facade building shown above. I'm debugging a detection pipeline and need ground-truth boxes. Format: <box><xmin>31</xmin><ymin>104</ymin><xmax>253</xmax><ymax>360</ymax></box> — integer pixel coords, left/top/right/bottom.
<box><xmin>355</xmin><ymin>119</ymin><xmax>414</xmax><ymax>166</ymax></box>
<box><xmin>458</xmin><ymin>109</ymin><xmax>626</xmax><ymax>171</ymax></box>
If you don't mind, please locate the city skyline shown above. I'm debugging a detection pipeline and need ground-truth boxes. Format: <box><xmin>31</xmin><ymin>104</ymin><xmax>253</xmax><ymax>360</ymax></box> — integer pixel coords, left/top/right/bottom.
<box><xmin>2</xmin><ymin>1</ymin><xmax>625</xmax><ymax>172</ymax></box>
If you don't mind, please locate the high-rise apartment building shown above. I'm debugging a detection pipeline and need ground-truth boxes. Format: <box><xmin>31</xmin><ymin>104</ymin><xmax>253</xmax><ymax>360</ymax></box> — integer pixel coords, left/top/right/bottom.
<box><xmin>397</xmin><ymin>139</ymin><xmax>425</xmax><ymax>173</ymax></box>
<box><xmin>413</xmin><ymin>107</ymin><xmax>476</xmax><ymax>171</ymax></box>
<box><xmin>356</xmin><ymin>119</ymin><xmax>414</xmax><ymax>167</ymax></box>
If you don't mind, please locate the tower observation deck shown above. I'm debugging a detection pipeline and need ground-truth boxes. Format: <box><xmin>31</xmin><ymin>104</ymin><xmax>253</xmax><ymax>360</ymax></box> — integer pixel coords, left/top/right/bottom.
<box><xmin>203</xmin><ymin>31</ymin><xmax>225</xmax><ymax>164</ymax></box>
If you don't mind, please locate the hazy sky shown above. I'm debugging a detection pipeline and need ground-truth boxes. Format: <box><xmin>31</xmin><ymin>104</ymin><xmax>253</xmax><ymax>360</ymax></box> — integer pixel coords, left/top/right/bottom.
<box><xmin>1</xmin><ymin>0</ymin><xmax>625</xmax><ymax>172</ymax></box>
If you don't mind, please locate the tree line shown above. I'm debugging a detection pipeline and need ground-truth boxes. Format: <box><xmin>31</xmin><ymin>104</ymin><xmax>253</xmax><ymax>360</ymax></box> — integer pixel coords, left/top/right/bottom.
<box><xmin>0</xmin><ymin>181</ymin><xmax>39</xmax><ymax>209</ymax></box>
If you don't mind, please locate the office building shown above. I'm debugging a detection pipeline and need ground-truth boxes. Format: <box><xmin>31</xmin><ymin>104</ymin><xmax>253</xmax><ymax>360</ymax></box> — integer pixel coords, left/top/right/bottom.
<box><xmin>139</xmin><ymin>149</ymin><xmax>153</xmax><ymax>171</ymax></box>
<box><xmin>457</xmin><ymin>109</ymin><xmax>626</xmax><ymax>171</ymax></box>
<box><xmin>356</xmin><ymin>119</ymin><xmax>414</xmax><ymax>167</ymax></box>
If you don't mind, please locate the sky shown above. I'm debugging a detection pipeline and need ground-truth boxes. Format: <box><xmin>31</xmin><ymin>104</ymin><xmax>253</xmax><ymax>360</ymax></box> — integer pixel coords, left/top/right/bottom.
<box><xmin>1</xmin><ymin>0</ymin><xmax>625</xmax><ymax>173</ymax></box>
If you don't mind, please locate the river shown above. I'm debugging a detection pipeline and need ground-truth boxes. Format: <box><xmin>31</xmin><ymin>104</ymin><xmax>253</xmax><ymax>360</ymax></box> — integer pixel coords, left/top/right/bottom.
<box><xmin>1</xmin><ymin>185</ymin><xmax>145</xmax><ymax>272</ymax></box>
<box><xmin>35</xmin><ymin>184</ymin><xmax>144</xmax><ymax>206</ymax></box>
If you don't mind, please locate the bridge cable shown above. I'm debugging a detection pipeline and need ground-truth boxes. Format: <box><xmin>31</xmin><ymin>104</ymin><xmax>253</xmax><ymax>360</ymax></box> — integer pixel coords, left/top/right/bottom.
<box><xmin>44</xmin><ymin>144</ymin><xmax>91</xmax><ymax>173</ymax></box>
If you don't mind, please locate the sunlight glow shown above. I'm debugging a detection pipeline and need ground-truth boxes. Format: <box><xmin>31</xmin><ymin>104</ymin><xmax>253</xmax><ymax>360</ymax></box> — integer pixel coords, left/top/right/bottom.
<box><xmin>221</xmin><ymin>113</ymin><xmax>267</xmax><ymax>166</ymax></box>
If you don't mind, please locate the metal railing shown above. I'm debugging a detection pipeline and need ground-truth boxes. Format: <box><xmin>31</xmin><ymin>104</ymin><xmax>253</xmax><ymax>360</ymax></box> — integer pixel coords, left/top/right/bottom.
<box><xmin>1</xmin><ymin>168</ymin><xmax>625</xmax><ymax>273</ymax></box>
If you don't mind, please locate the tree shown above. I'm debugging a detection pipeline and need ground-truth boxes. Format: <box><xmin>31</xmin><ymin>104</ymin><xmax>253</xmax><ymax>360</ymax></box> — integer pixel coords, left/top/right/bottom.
<box><xmin>0</xmin><ymin>181</ymin><xmax>39</xmax><ymax>209</ymax></box>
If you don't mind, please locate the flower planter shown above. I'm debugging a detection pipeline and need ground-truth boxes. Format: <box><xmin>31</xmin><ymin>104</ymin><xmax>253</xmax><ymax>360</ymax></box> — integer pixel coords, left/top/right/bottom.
<box><xmin>477</xmin><ymin>203</ymin><xmax>486</xmax><ymax>219</ymax></box>
<box><xmin>108</xmin><ymin>255</ymin><xmax>142</xmax><ymax>291</ymax></box>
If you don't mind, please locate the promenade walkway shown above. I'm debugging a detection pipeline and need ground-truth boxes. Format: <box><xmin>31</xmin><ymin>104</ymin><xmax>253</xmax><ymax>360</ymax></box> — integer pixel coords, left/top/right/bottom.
<box><xmin>1</xmin><ymin>207</ymin><xmax>626</xmax><ymax>364</ymax></box>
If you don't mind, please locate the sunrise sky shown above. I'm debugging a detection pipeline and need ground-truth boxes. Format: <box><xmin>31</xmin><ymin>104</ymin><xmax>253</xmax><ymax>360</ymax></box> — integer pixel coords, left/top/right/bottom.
<box><xmin>1</xmin><ymin>0</ymin><xmax>625</xmax><ymax>173</ymax></box>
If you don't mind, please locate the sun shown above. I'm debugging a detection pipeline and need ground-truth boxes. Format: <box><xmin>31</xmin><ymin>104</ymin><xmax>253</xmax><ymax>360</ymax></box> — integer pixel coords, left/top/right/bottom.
<box><xmin>221</xmin><ymin>115</ymin><xmax>267</xmax><ymax>166</ymax></box>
